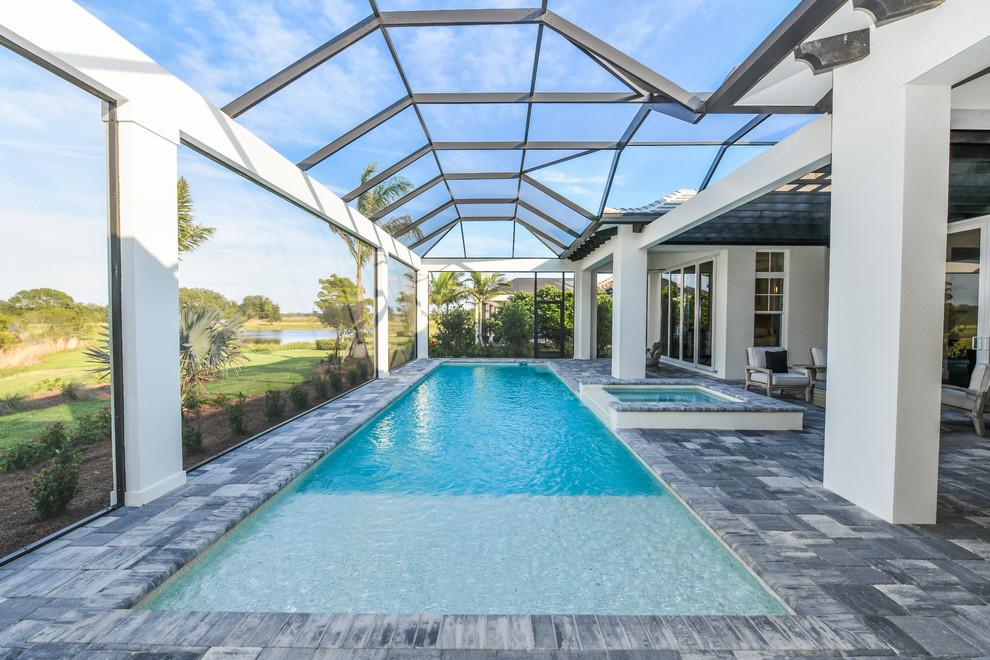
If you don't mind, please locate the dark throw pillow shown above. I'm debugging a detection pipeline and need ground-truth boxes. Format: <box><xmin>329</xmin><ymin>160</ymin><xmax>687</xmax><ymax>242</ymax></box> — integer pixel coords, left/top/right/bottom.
<box><xmin>765</xmin><ymin>350</ymin><xmax>788</xmax><ymax>374</ymax></box>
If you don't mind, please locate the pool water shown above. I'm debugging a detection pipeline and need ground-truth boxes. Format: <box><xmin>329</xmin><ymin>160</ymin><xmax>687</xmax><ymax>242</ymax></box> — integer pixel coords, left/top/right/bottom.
<box><xmin>603</xmin><ymin>385</ymin><xmax>737</xmax><ymax>403</ymax></box>
<box><xmin>144</xmin><ymin>364</ymin><xmax>786</xmax><ymax>615</ymax></box>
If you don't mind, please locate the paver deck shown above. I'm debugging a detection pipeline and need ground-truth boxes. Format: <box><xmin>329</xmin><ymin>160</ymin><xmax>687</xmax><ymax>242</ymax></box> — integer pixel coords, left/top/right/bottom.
<box><xmin>1</xmin><ymin>358</ymin><xmax>989</xmax><ymax>658</ymax></box>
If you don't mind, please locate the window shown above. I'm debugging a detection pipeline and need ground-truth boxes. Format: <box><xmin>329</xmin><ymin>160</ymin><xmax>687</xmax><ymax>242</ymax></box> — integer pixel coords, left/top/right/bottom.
<box><xmin>754</xmin><ymin>251</ymin><xmax>785</xmax><ymax>347</ymax></box>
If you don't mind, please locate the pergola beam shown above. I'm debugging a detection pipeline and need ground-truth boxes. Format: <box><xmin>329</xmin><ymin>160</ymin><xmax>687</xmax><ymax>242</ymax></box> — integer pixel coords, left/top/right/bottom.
<box><xmin>222</xmin><ymin>15</ymin><xmax>380</xmax><ymax>118</ymax></box>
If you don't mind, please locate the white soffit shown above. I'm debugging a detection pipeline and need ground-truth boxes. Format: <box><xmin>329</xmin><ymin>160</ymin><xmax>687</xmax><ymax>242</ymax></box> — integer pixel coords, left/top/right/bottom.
<box><xmin>737</xmin><ymin>1</ymin><xmax>873</xmax><ymax>108</ymax></box>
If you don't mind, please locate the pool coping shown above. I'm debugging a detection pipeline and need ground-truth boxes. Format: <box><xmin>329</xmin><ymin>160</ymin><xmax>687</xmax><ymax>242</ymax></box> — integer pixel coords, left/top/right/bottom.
<box><xmin>0</xmin><ymin>358</ymin><xmax>984</xmax><ymax>656</ymax></box>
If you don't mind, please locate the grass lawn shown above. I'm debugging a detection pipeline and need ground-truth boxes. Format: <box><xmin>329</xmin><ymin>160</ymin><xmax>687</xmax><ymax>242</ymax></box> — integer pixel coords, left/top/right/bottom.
<box><xmin>0</xmin><ymin>346</ymin><xmax>101</xmax><ymax>396</ymax></box>
<box><xmin>0</xmin><ymin>347</ymin><xmax>329</xmax><ymax>450</ymax></box>
<box><xmin>0</xmin><ymin>398</ymin><xmax>107</xmax><ymax>449</ymax></box>
<box><xmin>202</xmin><ymin>348</ymin><xmax>326</xmax><ymax>397</ymax></box>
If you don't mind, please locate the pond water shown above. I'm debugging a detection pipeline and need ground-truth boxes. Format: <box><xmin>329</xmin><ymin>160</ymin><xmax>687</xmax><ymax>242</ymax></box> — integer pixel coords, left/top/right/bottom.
<box><xmin>241</xmin><ymin>328</ymin><xmax>336</xmax><ymax>345</ymax></box>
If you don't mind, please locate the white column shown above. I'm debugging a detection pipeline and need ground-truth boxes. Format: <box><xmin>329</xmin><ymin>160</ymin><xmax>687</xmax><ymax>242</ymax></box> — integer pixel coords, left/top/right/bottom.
<box><xmin>573</xmin><ymin>269</ymin><xmax>594</xmax><ymax>359</ymax></box>
<box><xmin>715</xmin><ymin>248</ymin><xmax>755</xmax><ymax>380</ymax></box>
<box><xmin>646</xmin><ymin>270</ymin><xmax>662</xmax><ymax>345</ymax></box>
<box><xmin>116</xmin><ymin>117</ymin><xmax>185</xmax><ymax>506</ymax></box>
<box><xmin>376</xmin><ymin>250</ymin><xmax>390</xmax><ymax>377</ymax></box>
<box><xmin>824</xmin><ymin>68</ymin><xmax>951</xmax><ymax>523</ymax></box>
<box><xmin>416</xmin><ymin>269</ymin><xmax>429</xmax><ymax>359</ymax></box>
<box><xmin>611</xmin><ymin>227</ymin><xmax>648</xmax><ymax>379</ymax></box>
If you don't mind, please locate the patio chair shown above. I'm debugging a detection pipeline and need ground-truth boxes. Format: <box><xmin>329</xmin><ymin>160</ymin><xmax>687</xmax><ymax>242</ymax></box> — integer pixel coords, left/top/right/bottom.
<box><xmin>744</xmin><ymin>347</ymin><xmax>813</xmax><ymax>401</ymax></box>
<box><xmin>809</xmin><ymin>347</ymin><xmax>827</xmax><ymax>407</ymax></box>
<box><xmin>645</xmin><ymin>341</ymin><xmax>662</xmax><ymax>371</ymax></box>
<box><xmin>941</xmin><ymin>362</ymin><xmax>990</xmax><ymax>436</ymax></box>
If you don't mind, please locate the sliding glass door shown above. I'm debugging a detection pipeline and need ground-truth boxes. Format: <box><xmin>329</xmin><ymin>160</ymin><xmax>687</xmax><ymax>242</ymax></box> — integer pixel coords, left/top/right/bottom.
<box><xmin>945</xmin><ymin>224</ymin><xmax>988</xmax><ymax>385</ymax></box>
<box><xmin>654</xmin><ymin>258</ymin><xmax>715</xmax><ymax>369</ymax></box>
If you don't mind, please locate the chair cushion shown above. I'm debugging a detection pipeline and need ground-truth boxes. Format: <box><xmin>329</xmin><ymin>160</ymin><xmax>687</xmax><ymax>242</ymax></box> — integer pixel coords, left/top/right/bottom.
<box><xmin>749</xmin><ymin>372</ymin><xmax>809</xmax><ymax>386</ymax></box>
<box><xmin>969</xmin><ymin>363</ymin><xmax>990</xmax><ymax>393</ymax></box>
<box><xmin>810</xmin><ymin>347</ymin><xmax>827</xmax><ymax>368</ymax></box>
<box><xmin>747</xmin><ymin>347</ymin><xmax>785</xmax><ymax>369</ymax></box>
<box><xmin>942</xmin><ymin>387</ymin><xmax>970</xmax><ymax>408</ymax></box>
<box><xmin>765</xmin><ymin>350</ymin><xmax>789</xmax><ymax>374</ymax></box>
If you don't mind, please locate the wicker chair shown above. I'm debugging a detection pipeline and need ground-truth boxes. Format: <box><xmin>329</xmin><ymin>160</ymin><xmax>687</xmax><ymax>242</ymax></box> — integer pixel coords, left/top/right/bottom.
<box><xmin>744</xmin><ymin>347</ymin><xmax>813</xmax><ymax>401</ymax></box>
<box><xmin>645</xmin><ymin>342</ymin><xmax>662</xmax><ymax>371</ymax></box>
<box><xmin>942</xmin><ymin>362</ymin><xmax>990</xmax><ymax>436</ymax></box>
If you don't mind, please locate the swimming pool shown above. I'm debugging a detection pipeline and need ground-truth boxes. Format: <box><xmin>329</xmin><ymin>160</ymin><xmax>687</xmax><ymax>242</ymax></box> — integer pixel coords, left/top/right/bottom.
<box><xmin>143</xmin><ymin>363</ymin><xmax>786</xmax><ymax>615</ymax></box>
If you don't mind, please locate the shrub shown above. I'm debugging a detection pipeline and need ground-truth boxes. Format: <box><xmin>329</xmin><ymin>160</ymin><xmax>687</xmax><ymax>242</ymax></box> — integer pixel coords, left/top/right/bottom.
<box><xmin>262</xmin><ymin>388</ymin><xmax>286</xmax><ymax>421</ymax></box>
<box><xmin>312</xmin><ymin>374</ymin><xmax>330</xmax><ymax>398</ymax></box>
<box><xmin>210</xmin><ymin>393</ymin><xmax>231</xmax><ymax>408</ymax></box>
<box><xmin>182</xmin><ymin>392</ymin><xmax>205</xmax><ymax>410</ymax></box>
<box><xmin>182</xmin><ymin>419</ymin><xmax>204</xmax><ymax>455</ymax></box>
<box><xmin>25</xmin><ymin>452</ymin><xmax>81</xmax><ymax>521</ymax></box>
<box><xmin>0</xmin><ymin>392</ymin><xmax>26</xmax><ymax>415</ymax></box>
<box><xmin>357</xmin><ymin>360</ymin><xmax>370</xmax><ymax>381</ymax></box>
<box><xmin>346</xmin><ymin>366</ymin><xmax>361</xmax><ymax>387</ymax></box>
<box><xmin>315</xmin><ymin>339</ymin><xmax>335</xmax><ymax>351</ymax></box>
<box><xmin>60</xmin><ymin>379</ymin><xmax>85</xmax><ymax>401</ymax></box>
<box><xmin>0</xmin><ymin>331</ymin><xmax>18</xmax><ymax>349</ymax></box>
<box><xmin>0</xmin><ymin>439</ymin><xmax>43</xmax><ymax>472</ymax></box>
<box><xmin>72</xmin><ymin>406</ymin><xmax>111</xmax><ymax>448</ymax></box>
<box><xmin>329</xmin><ymin>371</ymin><xmax>343</xmax><ymax>393</ymax></box>
<box><xmin>434</xmin><ymin>308</ymin><xmax>476</xmax><ymax>356</ymax></box>
<box><xmin>288</xmin><ymin>383</ymin><xmax>309</xmax><ymax>411</ymax></box>
<box><xmin>32</xmin><ymin>377</ymin><xmax>64</xmax><ymax>393</ymax></box>
<box><xmin>492</xmin><ymin>299</ymin><xmax>533</xmax><ymax>356</ymax></box>
<box><xmin>226</xmin><ymin>393</ymin><xmax>248</xmax><ymax>435</ymax></box>
<box><xmin>37</xmin><ymin>422</ymin><xmax>71</xmax><ymax>457</ymax></box>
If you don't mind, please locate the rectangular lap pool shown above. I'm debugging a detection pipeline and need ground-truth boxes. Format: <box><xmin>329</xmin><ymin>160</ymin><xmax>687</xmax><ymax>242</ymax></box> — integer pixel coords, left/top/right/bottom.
<box><xmin>143</xmin><ymin>363</ymin><xmax>786</xmax><ymax>615</ymax></box>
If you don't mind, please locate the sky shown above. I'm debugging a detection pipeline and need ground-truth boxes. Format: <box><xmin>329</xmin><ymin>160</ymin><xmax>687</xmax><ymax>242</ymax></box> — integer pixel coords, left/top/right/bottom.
<box><xmin>0</xmin><ymin>0</ymin><xmax>812</xmax><ymax>309</ymax></box>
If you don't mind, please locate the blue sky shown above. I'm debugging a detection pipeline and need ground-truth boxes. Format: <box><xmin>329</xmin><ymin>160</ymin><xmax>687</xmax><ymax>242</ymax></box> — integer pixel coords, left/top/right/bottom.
<box><xmin>1</xmin><ymin>0</ymin><xmax>813</xmax><ymax>308</ymax></box>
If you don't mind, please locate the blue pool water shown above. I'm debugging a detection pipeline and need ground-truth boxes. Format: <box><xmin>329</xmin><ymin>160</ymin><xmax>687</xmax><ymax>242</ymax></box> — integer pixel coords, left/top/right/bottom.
<box><xmin>603</xmin><ymin>386</ymin><xmax>736</xmax><ymax>403</ymax></box>
<box><xmin>144</xmin><ymin>364</ymin><xmax>786</xmax><ymax>614</ymax></box>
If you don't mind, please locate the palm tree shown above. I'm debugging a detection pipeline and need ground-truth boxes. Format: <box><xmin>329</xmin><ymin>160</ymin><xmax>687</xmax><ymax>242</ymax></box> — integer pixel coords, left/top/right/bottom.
<box><xmin>460</xmin><ymin>272</ymin><xmax>510</xmax><ymax>344</ymax></box>
<box><xmin>177</xmin><ymin>177</ymin><xmax>215</xmax><ymax>258</ymax></box>
<box><xmin>84</xmin><ymin>306</ymin><xmax>247</xmax><ymax>395</ymax></box>
<box><xmin>332</xmin><ymin>163</ymin><xmax>417</xmax><ymax>357</ymax></box>
<box><xmin>178</xmin><ymin>307</ymin><xmax>247</xmax><ymax>394</ymax></box>
<box><xmin>429</xmin><ymin>272</ymin><xmax>467</xmax><ymax>315</ymax></box>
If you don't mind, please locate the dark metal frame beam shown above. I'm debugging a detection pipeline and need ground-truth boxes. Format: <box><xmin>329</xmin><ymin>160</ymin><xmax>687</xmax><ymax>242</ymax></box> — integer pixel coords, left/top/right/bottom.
<box><xmin>342</xmin><ymin>144</ymin><xmax>431</xmax><ymax>202</ymax></box>
<box><xmin>222</xmin><ymin>15</ymin><xmax>380</xmax><ymax>118</ymax></box>
<box><xmin>412</xmin><ymin>92</ymin><xmax>655</xmax><ymax>103</ymax></box>
<box><xmin>699</xmin><ymin>114</ymin><xmax>770</xmax><ymax>191</ymax></box>
<box><xmin>517</xmin><ymin>200</ymin><xmax>581</xmax><ymax>238</ymax></box>
<box><xmin>369</xmin><ymin>174</ymin><xmax>444</xmax><ymax>220</ymax></box>
<box><xmin>704</xmin><ymin>0</ymin><xmax>846</xmax><ymax>112</ymax></box>
<box><xmin>298</xmin><ymin>96</ymin><xmax>412</xmax><ymax>171</ymax></box>
<box><xmin>522</xmin><ymin>174</ymin><xmax>597</xmax><ymax>220</ymax></box>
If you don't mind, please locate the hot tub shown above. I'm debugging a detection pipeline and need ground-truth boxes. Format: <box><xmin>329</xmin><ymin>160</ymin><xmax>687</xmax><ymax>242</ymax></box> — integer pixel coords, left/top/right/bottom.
<box><xmin>580</xmin><ymin>379</ymin><xmax>804</xmax><ymax>431</ymax></box>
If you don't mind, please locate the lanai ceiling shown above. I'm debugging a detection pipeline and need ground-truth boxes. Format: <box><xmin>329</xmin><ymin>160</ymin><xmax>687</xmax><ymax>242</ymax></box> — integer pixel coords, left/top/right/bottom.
<box><xmin>80</xmin><ymin>0</ymin><xmax>961</xmax><ymax>259</ymax></box>
<box><xmin>207</xmin><ymin>0</ymin><xmax>841</xmax><ymax>259</ymax></box>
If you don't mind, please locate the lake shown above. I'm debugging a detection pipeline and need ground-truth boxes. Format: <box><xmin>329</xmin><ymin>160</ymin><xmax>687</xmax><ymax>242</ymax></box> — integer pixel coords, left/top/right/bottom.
<box><xmin>241</xmin><ymin>328</ymin><xmax>337</xmax><ymax>345</ymax></box>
